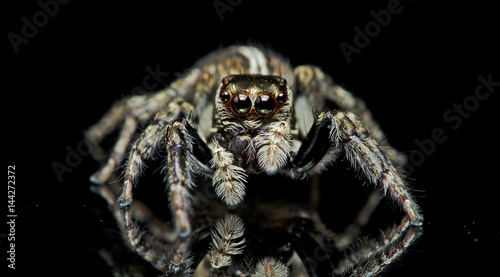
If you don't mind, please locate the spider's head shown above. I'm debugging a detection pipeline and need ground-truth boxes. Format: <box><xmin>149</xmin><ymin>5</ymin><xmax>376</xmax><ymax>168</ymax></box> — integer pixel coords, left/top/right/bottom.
<box><xmin>214</xmin><ymin>74</ymin><xmax>294</xmax><ymax>171</ymax></box>
<box><xmin>216</xmin><ymin>74</ymin><xmax>291</xmax><ymax>123</ymax></box>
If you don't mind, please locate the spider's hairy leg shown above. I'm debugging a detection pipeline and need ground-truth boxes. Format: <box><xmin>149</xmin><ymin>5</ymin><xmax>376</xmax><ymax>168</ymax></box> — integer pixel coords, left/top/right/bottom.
<box><xmin>161</xmin><ymin>116</ymin><xmax>214</xmax><ymax>276</ymax></box>
<box><xmin>117</xmin><ymin>117</ymin><xmax>168</xmax><ymax>268</ymax></box>
<box><xmin>85</xmin><ymin>98</ymin><xmax>128</xmax><ymax>162</ymax></box>
<box><xmin>292</xmin><ymin>110</ymin><xmax>423</xmax><ymax>226</ymax></box>
<box><xmin>255</xmin><ymin>120</ymin><xmax>292</xmax><ymax>174</ymax></box>
<box><xmin>86</xmin><ymin>89</ymin><xmax>178</xmax><ymax>185</ymax></box>
<box><xmin>93</xmin><ymin>116</ymin><xmax>138</xmax><ymax>185</ymax></box>
<box><xmin>334</xmin><ymin>216</ymin><xmax>422</xmax><ymax>276</ymax></box>
<box><xmin>209</xmin><ymin>214</ymin><xmax>246</xmax><ymax>269</ymax></box>
<box><xmin>255</xmin><ymin>257</ymin><xmax>290</xmax><ymax>277</ymax></box>
<box><xmin>211</xmin><ymin>141</ymin><xmax>247</xmax><ymax>207</ymax></box>
<box><xmin>165</xmin><ymin>119</ymin><xmax>197</xmax><ymax>237</ymax></box>
<box><xmin>86</xmin><ymin>98</ymin><xmax>137</xmax><ymax>185</ymax></box>
<box><xmin>293</xmin><ymin>65</ymin><xmax>406</xmax><ymax>168</ymax></box>
<box><xmin>119</xmin><ymin>113</ymin><xmax>209</xmax><ymax>239</ymax></box>
<box><xmin>332</xmin><ymin>111</ymin><xmax>422</xmax><ymax>225</ymax></box>
<box><xmin>117</xmin><ymin>100</ymin><xmax>213</xmax><ymax>273</ymax></box>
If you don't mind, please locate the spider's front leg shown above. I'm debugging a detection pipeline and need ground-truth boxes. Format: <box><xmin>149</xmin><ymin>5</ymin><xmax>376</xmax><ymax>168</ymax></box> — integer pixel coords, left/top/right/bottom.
<box><xmin>117</xmin><ymin>105</ymin><xmax>213</xmax><ymax>274</ymax></box>
<box><xmin>291</xmin><ymin>110</ymin><xmax>423</xmax><ymax>226</ymax></box>
<box><xmin>293</xmin><ymin>65</ymin><xmax>406</xmax><ymax>169</ymax></box>
<box><xmin>210</xmin><ymin>140</ymin><xmax>249</xmax><ymax>207</ymax></box>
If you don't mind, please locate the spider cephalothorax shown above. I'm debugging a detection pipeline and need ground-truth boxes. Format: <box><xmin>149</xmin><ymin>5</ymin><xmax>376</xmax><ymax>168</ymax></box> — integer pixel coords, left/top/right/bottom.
<box><xmin>87</xmin><ymin>45</ymin><xmax>422</xmax><ymax>277</ymax></box>
<box><xmin>212</xmin><ymin>74</ymin><xmax>294</xmax><ymax>205</ymax></box>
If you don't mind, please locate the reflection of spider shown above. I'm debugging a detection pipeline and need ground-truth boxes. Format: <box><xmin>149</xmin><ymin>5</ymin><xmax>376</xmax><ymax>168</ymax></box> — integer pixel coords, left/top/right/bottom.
<box><xmin>86</xmin><ymin>45</ymin><xmax>423</xmax><ymax>276</ymax></box>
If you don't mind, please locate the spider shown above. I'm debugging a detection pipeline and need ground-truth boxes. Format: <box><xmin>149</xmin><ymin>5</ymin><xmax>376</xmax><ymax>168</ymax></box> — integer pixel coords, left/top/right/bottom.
<box><xmin>86</xmin><ymin>45</ymin><xmax>423</xmax><ymax>276</ymax></box>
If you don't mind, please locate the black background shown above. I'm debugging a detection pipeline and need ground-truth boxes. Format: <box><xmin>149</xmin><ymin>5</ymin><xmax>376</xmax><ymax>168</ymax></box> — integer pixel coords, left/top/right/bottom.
<box><xmin>4</xmin><ymin>0</ymin><xmax>499</xmax><ymax>276</ymax></box>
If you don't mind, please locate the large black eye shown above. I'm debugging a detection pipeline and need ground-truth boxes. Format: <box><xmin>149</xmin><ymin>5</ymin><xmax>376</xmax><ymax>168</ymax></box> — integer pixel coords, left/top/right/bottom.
<box><xmin>276</xmin><ymin>92</ymin><xmax>287</xmax><ymax>104</ymax></box>
<box><xmin>220</xmin><ymin>90</ymin><xmax>230</xmax><ymax>103</ymax></box>
<box><xmin>255</xmin><ymin>94</ymin><xmax>276</xmax><ymax>115</ymax></box>
<box><xmin>280</xmin><ymin>78</ymin><xmax>287</xmax><ymax>87</ymax></box>
<box><xmin>231</xmin><ymin>93</ymin><xmax>252</xmax><ymax>114</ymax></box>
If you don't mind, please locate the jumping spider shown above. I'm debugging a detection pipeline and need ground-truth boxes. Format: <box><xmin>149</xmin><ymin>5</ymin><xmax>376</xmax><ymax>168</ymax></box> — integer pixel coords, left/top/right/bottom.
<box><xmin>86</xmin><ymin>45</ymin><xmax>423</xmax><ymax>276</ymax></box>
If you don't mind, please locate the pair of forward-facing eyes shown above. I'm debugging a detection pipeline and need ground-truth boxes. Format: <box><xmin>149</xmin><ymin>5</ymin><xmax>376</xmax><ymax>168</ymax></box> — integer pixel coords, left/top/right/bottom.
<box><xmin>218</xmin><ymin>74</ymin><xmax>289</xmax><ymax>116</ymax></box>
<box><xmin>219</xmin><ymin>90</ymin><xmax>287</xmax><ymax>115</ymax></box>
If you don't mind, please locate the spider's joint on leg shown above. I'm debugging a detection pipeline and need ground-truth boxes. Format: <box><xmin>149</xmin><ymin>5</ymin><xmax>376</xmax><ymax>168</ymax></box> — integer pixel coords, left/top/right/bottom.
<box><xmin>117</xmin><ymin>196</ymin><xmax>132</xmax><ymax>209</ymax></box>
